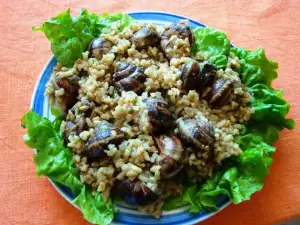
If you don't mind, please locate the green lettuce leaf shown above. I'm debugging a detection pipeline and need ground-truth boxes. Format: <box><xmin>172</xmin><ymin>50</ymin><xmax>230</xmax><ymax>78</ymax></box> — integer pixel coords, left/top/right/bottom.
<box><xmin>244</xmin><ymin>122</ymin><xmax>281</xmax><ymax>145</ymax></box>
<box><xmin>33</xmin><ymin>9</ymin><xmax>133</xmax><ymax>67</ymax></box>
<box><xmin>163</xmin><ymin>194</ymin><xmax>185</xmax><ymax>211</ymax></box>
<box><xmin>249</xmin><ymin>83</ymin><xmax>295</xmax><ymax>130</ymax></box>
<box><xmin>28</xmin><ymin>9</ymin><xmax>295</xmax><ymax>221</ymax></box>
<box><xmin>22</xmin><ymin>110</ymin><xmax>116</xmax><ymax>225</ymax></box>
<box><xmin>169</xmin><ymin>132</ymin><xmax>275</xmax><ymax>211</ymax></box>
<box><xmin>192</xmin><ymin>27</ymin><xmax>231</xmax><ymax>69</ymax></box>
<box><xmin>233</xmin><ymin>47</ymin><xmax>294</xmax><ymax>130</ymax></box>
<box><xmin>22</xmin><ymin>110</ymin><xmax>83</xmax><ymax>194</ymax></box>
<box><xmin>163</xmin><ymin>46</ymin><xmax>295</xmax><ymax>212</ymax></box>
<box><xmin>98</xmin><ymin>13</ymin><xmax>134</xmax><ymax>31</ymax></box>
<box><xmin>73</xmin><ymin>186</ymin><xmax>116</xmax><ymax>225</ymax></box>
<box><xmin>227</xmin><ymin>134</ymin><xmax>275</xmax><ymax>203</ymax></box>
<box><xmin>192</xmin><ymin>172</ymin><xmax>228</xmax><ymax>210</ymax></box>
<box><xmin>183</xmin><ymin>185</ymin><xmax>203</xmax><ymax>212</ymax></box>
<box><xmin>231</xmin><ymin>47</ymin><xmax>278</xmax><ymax>86</ymax></box>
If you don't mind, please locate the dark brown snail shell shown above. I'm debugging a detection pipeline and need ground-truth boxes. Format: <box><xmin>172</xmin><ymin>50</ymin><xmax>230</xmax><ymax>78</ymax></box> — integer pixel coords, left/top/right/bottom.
<box><xmin>177</xmin><ymin>116</ymin><xmax>215</xmax><ymax>151</ymax></box>
<box><xmin>203</xmin><ymin>79</ymin><xmax>234</xmax><ymax>107</ymax></box>
<box><xmin>131</xmin><ymin>28</ymin><xmax>161</xmax><ymax>50</ymax></box>
<box><xmin>161</xmin><ymin>22</ymin><xmax>195</xmax><ymax>59</ymax></box>
<box><xmin>154</xmin><ymin>135</ymin><xmax>184</xmax><ymax>179</ymax></box>
<box><xmin>119</xmin><ymin>179</ymin><xmax>159</xmax><ymax>205</ymax></box>
<box><xmin>181</xmin><ymin>60</ymin><xmax>216</xmax><ymax>94</ymax></box>
<box><xmin>88</xmin><ymin>38</ymin><xmax>112</xmax><ymax>60</ymax></box>
<box><xmin>113</xmin><ymin>62</ymin><xmax>147</xmax><ymax>94</ymax></box>
<box><xmin>143</xmin><ymin>97</ymin><xmax>173</xmax><ymax>132</ymax></box>
<box><xmin>52</xmin><ymin>74</ymin><xmax>80</xmax><ymax>109</ymax></box>
<box><xmin>161</xmin><ymin>22</ymin><xmax>194</xmax><ymax>45</ymax></box>
<box><xmin>70</xmin><ymin>100</ymin><xmax>95</xmax><ymax>118</ymax></box>
<box><xmin>63</xmin><ymin>116</ymin><xmax>89</xmax><ymax>144</ymax></box>
<box><xmin>84</xmin><ymin>121</ymin><xmax>124</xmax><ymax>160</ymax></box>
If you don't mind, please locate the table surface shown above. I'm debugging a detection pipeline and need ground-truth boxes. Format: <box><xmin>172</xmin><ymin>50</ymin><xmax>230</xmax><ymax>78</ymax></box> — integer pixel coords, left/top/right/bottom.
<box><xmin>1</xmin><ymin>0</ymin><xmax>300</xmax><ymax>224</ymax></box>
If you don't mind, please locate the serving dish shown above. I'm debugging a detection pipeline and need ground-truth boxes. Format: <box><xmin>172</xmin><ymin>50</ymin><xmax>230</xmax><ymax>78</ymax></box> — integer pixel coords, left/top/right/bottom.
<box><xmin>31</xmin><ymin>11</ymin><xmax>231</xmax><ymax>225</ymax></box>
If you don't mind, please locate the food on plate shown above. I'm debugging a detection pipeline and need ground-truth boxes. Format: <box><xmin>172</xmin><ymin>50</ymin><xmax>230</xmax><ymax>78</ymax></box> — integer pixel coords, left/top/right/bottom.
<box><xmin>22</xmin><ymin>9</ymin><xmax>295</xmax><ymax>225</ymax></box>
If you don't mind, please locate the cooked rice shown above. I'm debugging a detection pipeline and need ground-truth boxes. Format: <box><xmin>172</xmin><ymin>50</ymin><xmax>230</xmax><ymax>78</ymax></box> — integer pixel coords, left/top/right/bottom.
<box><xmin>45</xmin><ymin>20</ymin><xmax>252</xmax><ymax>218</ymax></box>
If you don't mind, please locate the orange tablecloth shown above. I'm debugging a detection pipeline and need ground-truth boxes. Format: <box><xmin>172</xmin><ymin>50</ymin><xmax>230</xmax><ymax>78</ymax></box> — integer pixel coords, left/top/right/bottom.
<box><xmin>1</xmin><ymin>0</ymin><xmax>299</xmax><ymax>224</ymax></box>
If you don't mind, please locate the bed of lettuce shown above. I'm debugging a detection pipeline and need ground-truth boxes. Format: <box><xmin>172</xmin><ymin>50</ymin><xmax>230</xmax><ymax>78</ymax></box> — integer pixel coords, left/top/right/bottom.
<box><xmin>22</xmin><ymin>9</ymin><xmax>295</xmax><ymax>225</ymax></box>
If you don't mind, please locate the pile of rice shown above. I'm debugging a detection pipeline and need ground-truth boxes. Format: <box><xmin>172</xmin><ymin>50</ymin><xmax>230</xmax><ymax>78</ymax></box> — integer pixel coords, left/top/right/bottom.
<box><xmin>45</xmin><ymin>20</ymin><xmax>252</xmax><ymax>218</ymax></box>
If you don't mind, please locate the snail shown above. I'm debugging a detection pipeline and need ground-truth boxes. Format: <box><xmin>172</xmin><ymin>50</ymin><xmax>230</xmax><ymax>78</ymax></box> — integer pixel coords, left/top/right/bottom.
<box><xmin>113</xmin><ymin>62</ymin><xmax>147</xmax><ymax>94</ymax></box>
<box><xmin>84</xmin><ymin>121</ymin><xmax>124</xmax><ymax>160</ymax></box>
<box><xmin>161</xmin><ymin>21</ymin><xmax>194</xmax><ymax>59</ymax></box>
<box><xmin>143</xmin><ymin>97</ymin><xmax>173</xmax><ymax>132</ymax></box>
<box><xmin>88</xmin><ymin>38</ymin><xmax>112</xmax><ymax>60</ymax></box>
<box><xmin>131</xmin><ymin>28</ymin><xmax>161</xmax><ymax>50</ymax></box>
<box><xmin>181</xmin><ymin>60</ymin><xmax>216</xmax><ymax>94</ymax></box>
<box><xmin>176</xmin><ymin>115</ymin><xmax>215</xmax><ymax>152</ymax></box>
<box><xmin>119</xmin><ymin>179</ymin><xmax>159</xmax><ymax>205</ymax></box>
<box><xmin>154</xmin><ymin>135</ymin><xmax>184</xmax><ymax>179</ymax></box>
<box><xmin>52</xmin><ymin>74</ymin><xmax>80</xmax><ymax>110</ymax></box>
<box><xmin>203</xmin><ymin>79</ymin><xmax>234</xmax><ymax>107</ymax></box>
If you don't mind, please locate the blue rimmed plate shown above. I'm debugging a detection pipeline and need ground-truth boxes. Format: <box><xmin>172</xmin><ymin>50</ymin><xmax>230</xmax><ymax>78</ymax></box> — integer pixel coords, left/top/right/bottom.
<box><xmin>31</xmin><ymin>11</ymin><xmax>231</xmax><ymax>225</ymax></box>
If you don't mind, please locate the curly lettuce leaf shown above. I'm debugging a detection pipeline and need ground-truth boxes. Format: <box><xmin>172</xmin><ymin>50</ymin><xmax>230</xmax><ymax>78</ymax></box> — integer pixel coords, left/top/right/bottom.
<box><xmin>98</xmin><ymin>13</ymin><xmax>134</xmax><ymax>31</ymax></box>
<box><xmin>192</xmin><ymin>27</ymin><xmax>231</xmax><ymax>69</ymax></box>
<box><xmin>51</xmin><ymin>38</ymin><xmax>84</xmax><ymax>68</ymax></box>
<box><xmin>249</xmin><ymin>83</ymin><xmax>295</xmax><ymax>130</ymax></box>
<box><xmin>22</xmin><ymin>110</ymin><xmax>115</xmax><ymax>225</ymax></box>
<box><xmin>21</xmin><ymin>110</ymin><xmax>83</xmax><ymax>194</ymax></box>
<box><xmin>163</xmin><ymin>194</ymin><xmax>185</xmax><ymax>211</ymax></box>
<box><xmin>183</xmin><ymin>185</ymin><xmax>203</xmax><ymax>212</ymax></box>
<box><xmin>219</xmin><ymin>133</ymin><xmax>275</xmax><ymax>204</ymax></box>
<box><xmin>191</xmin><ymin>173</ymin><xmax>228</xmax><ymax>211</ymax></box>
<box><xmin>73</xmin><ymin>186</ymin><xmax>116</xmax><ymax>225</ymax></box>
<box><xmin>244</xmin><ymin>122</ymin><xmax>281</xmax><ymax>145</ymax></box>
<box><xmin>33</xmin><ymin>9</ymin><xmax>133</xmax><ymax>67</ymax></box>
<box><xmin>164</xmin><ymin>46</ymin><xmax>295</xmax><ymax>212</ymax></box>
<box><xmin>232</xmin><ymin>47</ymin><xmax>294</xmax><ymax>130</ymax></box>
<box><xmin>231</xmin><ymin>47</ymin><xmax>278</xmax><ymax>86</ymax></box>
<box><xmin>165</xmin><ymin>132</ymin><xmax>275</xmax><ymax>212</ymax></box>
